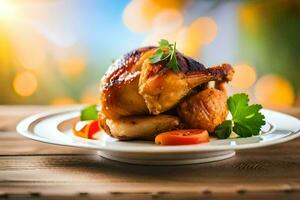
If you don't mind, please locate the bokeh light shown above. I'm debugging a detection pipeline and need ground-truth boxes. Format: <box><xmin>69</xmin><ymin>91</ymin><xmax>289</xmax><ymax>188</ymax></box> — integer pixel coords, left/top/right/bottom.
<box><xmin>0</xmin><ymin>0</ymin><xmax>17</xmax><ymax>21</ymax></box>
<box><xmin>123</xmin><ymin>0</ymin><xmax>186</xmax><ymax>33</ymax></box>
<box><xmin>13</xmin><ymin>71</ymin><xmax>38</xmax><ymax>97</ymax></box>
<box><xmin>0</xmin><ymin>1</ymin><xmax>298</xmax><ymax>107</ymax></box>
<box><xmin>176</xmin><ymin>26</ymin><xmax>201</xmax><ymax>58</ymax></box>
<box><xmin>123</xmin><ymin>0</ymin><xmax>161</xmax><ymax>32</ymax></box>
<box><xmin>11</xmin><ymin>22</ymin><xmax>47</xmax><ymax>70</ymax></box>
<box><xmin>57</xmin><ymin>55</ymin><xmax>86</xmax><ymax>77</ymax></box>
<box><xmin>231</xmin><ymin>64</ymin><xmax>256</xmax><ymax>89</ymax></box>
<box><xmin>142</xmin><ymin>31</ymin><xmax>178</xmax><ymax>46</ymax></box>
<box><xmin>254</xmin><ymin>74</ymin><xmax>294</xmax><ymax>108</ymax></box>
<box><xmin>176</xmin><ymin>17</ymin><xmax>218</xmax><ymax>58</ymax></box>
<box><xmin>189</xmin><ymin>17</ymin><xmax>218</xmax><ymax>45</ymax></box>
<box><xmin>50</xmin><ymin>96</ymin><xmax>77</xmax><ymax>105</ymax></box>
<box><xmin>238</xmin><ymin>4</ymin><xmax>259</xmax><ymax>32</ymax></box>
<box><xmin>80</xmin><ymin>85</ymin><xmax>99</xmax><ymax>104</ymax></box>
<box><xmin>153</xmin><ymin>9</ymin><xmax>183</xmax><ymax>34</ymax></box>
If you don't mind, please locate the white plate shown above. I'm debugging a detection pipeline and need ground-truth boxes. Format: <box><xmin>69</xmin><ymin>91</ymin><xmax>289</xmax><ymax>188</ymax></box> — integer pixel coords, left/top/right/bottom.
<box><xmin>17</xmin><ymin>106</ymin><xmax>300</xmax><ymax>165</ymax></box>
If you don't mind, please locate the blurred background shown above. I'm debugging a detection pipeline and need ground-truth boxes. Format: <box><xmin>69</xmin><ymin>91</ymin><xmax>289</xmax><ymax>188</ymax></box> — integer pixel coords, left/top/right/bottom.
<box><xmin>0</xmin><ymin>0</ymin><xmax>299</xmax><ymax>108</ymax></box>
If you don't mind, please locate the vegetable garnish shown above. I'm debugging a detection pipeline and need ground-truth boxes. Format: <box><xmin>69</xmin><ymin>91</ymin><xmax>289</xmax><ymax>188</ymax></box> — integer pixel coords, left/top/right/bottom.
<box><xmin>215</xmin><ymin>93</ymin><xmax>266</xmax><ymax>139</ymax></box>
<box><xmin>73</xmin><ymin>120</ymin><xmax>100</xmax><ymax>139</ymax></box>
<box><xmin>149</xmin><ymin>39</ymin><xmax>180</xmax><ymax>72</ymax></box>
<box><xmin>155</xmin><ymin>129</ymin><xmax>209</xmax><ymax>145</ymax></box>
<box><xmin>80</xmin><ymin>105</ymin><xmax>98</xmax><ymax>121</ymax></box>
<box><xmin>73</xmin><ymin>105</ymin><xmax>100</xmax><ymax>139</ymax></box>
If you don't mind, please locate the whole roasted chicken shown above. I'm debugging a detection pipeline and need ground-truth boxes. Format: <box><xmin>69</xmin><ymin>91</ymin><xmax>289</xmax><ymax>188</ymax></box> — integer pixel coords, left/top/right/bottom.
<box><xmin>99</xmin><ymin>45</ymin><xmax>234</xmax><ymax>140</ymax></box>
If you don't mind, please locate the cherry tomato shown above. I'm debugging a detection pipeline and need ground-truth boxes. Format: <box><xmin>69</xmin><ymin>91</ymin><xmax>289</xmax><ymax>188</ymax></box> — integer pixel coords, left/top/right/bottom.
<box><xmin>72</xmin><ymin>120</ymin><xmax>100</xmax><ymax>139</ymax></box>
<box><xmin>155</xmin><ymin>129</ymin><xmax>209</xmax><ymax>145</ymax></box>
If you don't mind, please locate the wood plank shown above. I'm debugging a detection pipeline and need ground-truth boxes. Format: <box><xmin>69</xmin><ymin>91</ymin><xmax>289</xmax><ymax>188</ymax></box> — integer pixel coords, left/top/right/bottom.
<box><xmin>0</xmin><ymin>153</ymin><xmax>299</xmax><ymax>199</ymax></box>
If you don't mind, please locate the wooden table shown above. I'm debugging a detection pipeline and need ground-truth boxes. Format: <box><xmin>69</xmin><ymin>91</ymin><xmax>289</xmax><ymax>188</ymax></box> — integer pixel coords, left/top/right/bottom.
<box><xmin>0</xmin><ymin>106</ymin><xmax>300</xmax><ymax>200</ymax></box>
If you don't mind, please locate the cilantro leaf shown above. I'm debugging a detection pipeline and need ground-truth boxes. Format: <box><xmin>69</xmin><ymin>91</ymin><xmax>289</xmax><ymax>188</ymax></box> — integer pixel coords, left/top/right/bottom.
<box><xmin>215</xmin><ymin>93</ymin><xmax>266</xmax><ymax>139</ymax></box>
<box><xmin>227</xmin><ymin>93</ymin><xmax>249</xmax><ymax>118</ymax></box>
<box><xmin>233</xmin><ymin>104</ymin><xmax>265</xmax><ymax>137</ymax></box>
<box><xmin>215</xmin><ymin>120</ymin><xmax>232</xmax><ymax>139</ymax></box>
<box><xmin>80</xmin><ymin>105</ymin><xmax>98</xmax><ymax>121</ymax></box>
<box><xmin>148</xmin><ymin>39</ymin><xmax>180</xmax><ymax>72</ymax></box>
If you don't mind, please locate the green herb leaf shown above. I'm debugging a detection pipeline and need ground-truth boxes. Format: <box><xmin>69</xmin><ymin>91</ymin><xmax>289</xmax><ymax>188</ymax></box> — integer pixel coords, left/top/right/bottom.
<box><xmin>227</xmin><ymin>93</ymin><xmax>249</xmax><ymax>119</ymax></box>
<box><xmin>215</xmin><ymin>120</ymin><xmax>232</xmax><ymax>139</ymax></box>
<box><xmin>80</xmin><ymin>105</ymin><xmax>98</xmax><ymax>121</ymax></box>
<box><xmin>215</xmin><ymin>93</ymin><xmax>266</xmax><ymax>139</ymax></box>
<box><xmin>148</xmin><ymin>39</ymin><xmax>180</xmax><ymax>72</ymax></box>
<box><xmin>159</xmin><ymin>39</ymin><xmax>170</xmax><ymax>47</ymax></box>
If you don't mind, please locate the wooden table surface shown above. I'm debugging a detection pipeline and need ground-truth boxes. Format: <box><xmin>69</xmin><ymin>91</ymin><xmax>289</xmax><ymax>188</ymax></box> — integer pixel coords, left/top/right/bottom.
<box><xmin>0</xmin><ymin>106</ymin><xmax>300</xmax><ymax>200</ymax></box>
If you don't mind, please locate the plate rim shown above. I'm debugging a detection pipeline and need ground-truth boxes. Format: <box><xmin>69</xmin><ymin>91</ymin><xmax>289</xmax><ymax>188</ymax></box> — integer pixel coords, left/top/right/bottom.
<box><xmin>16</xmin><ymin>106</ymin><xmax>300</xmax><ymax>153</ymax></box>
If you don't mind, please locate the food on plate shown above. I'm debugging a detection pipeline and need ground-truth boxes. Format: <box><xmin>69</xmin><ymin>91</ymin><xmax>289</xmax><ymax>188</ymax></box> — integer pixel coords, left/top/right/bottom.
<box><xmin>215</xmin><ymin>93</ymin><xmax>266</xmax><ymax>139</ymax></box>
<box><xmin>72</xmin><ymin>105</ymin><xmax>101</xmax><ymax>139</ymax></box>
<box><xmin>72</xmin><ymin>120</ymin><xmax>100</xmax><ymax>139</ymax></box>
<box><xmin>99</xmin><ymin>39</ymin><xmax>234</xmax><ymax>141</ymax></box>
<box><xmin>71</xmin><ymin>39</ymin><xmax>266</xmax><ymax>145</ymax></box>
<box><xmin>99</xmin><ymin>114</ymin><xmax>180</xmax><ymax>140</ymax></box>
<box><xmin>177</xmin><ymin>88</ymin><xmax>228</xmax><ymax>133</ymax></box>
<box><xmin>155</xmin><ymin>129</ymin><xmax>209</xmax><ymax>145</ymax></box>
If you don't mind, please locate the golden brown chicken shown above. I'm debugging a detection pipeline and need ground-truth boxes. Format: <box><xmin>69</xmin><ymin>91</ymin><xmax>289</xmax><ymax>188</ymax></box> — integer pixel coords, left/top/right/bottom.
<box><xmin>99</xmin><ymin>46</ymin><xmax>234</xmax><ymax>140</ymax></box>
<box><xmin>178</xmin><ymin>87</ymin><xmax>228</xmax><ymax>133</ymax></box>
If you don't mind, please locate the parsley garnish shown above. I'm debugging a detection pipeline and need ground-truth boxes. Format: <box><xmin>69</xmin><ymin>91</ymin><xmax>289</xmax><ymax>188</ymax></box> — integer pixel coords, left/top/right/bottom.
<box><xmin>149</xmin><ymin>39</ymin><xmax>180</xmax><ymax>71</ymax></box>
<box><xmin>215</xmin><ymin>93</ymin><xmax>266</xmax><ymax>139</ymax></box>
<box><xmin>80</xmin><ymin>105</ymin><xmax>98</xmax><ymax>121</ymax></box>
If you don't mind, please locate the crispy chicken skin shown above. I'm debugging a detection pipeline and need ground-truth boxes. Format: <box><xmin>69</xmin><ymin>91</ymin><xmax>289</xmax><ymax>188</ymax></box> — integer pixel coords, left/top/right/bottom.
<box><xmin>99</xmin><ymin>46</ymin><xmax>234</xmax><ymax>140</ymax></box>
<box><xmin>178</xmin><ymin>88</ymin><xmax>228</xmax><ymax>133</ymax></box>
<box><xmin>100</xmin><ymin>47</ymin><xmax>234</xmax><ymax>118</ymax></box>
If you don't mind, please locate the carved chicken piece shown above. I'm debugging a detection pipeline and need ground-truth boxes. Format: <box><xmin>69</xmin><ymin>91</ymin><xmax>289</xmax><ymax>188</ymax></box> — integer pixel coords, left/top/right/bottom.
<box><xmin>139</xmin><ymin>61</ymin><xmax>234</xmax><ymax>114</ymax></box>
<box><xmin>99</xmin><ymin>114</ymin><xmax>180</xmax><ymax>140</ymax></box>
<box><xmin>100</xmin><ymin>47</ymin><xmax>155</xmax><ymax>119</ymax></box>
<box><xmin>177</xmin><ymin>88</ymin><xmax>228</xmax><ymax>133</ymax></box>
<box><xmin>100</xmin><ymin>46</ymin><xmax>234</xmax><ymax>118</ymax></box>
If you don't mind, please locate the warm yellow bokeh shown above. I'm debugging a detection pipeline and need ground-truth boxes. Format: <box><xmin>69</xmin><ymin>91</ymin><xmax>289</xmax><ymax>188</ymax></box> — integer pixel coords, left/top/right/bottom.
<box><xmin>176</xmin><ymin>26</ymin><xmax>201</xmax><ymax>58</ymax></box>
<box><xmin>151</xmin><ymin>0</ymin><xmax>186</xmax><ymax>10</ymax></box>
<box><xmin>0</xmin><ymin>0</ymin><xmax>17</xmax><ymax>21</ymax></box>
<box><xmin>189</xmin><ymin>17</ymin><xmax>218</xmax><ymax>45</ymax></box>
<box><xmin>50</xmin><ymin>96</ymin><xmax>77</xmax><ymax>105</ymax></box>
<box><xmin>254</xmin><ymin>74</ymin><xmax>294</xmax><ymax>108</ymax></box>
<box><xmin>238</xmin><ymin>4</ymin><xmax>260</xmax><ymax>32</ymax></box>
<box><xmin>80</xmin><ymin>85</ymin><xmax>99</xmax><ymax>104</ymax></box>
<box><xmin>142</xmin><ymin>31</ymin><xmax>178</xmax><ymax>46</ymax></box>
<box><xmin>57</xmin><ymin>55</ymin><xmax>86</xmax><ymax>77</ymax></box>
<box><xmin>176</xmin><ymin>17</ymin><xmax>218</xmax><ymax>58</ymax></box>
<box><xmin>231</xmin><ymin>64</ymin><xmax>256</xmax><ymax>89</ymax></box>
<box><xmin>153</xmin><ymin>9</ymin><xmax>183</xmax><ymax>34</ymax></box>
<box><xmin>123</xmin><ymin>0</ymin><xmax>186</xmax><ymax>32</ymax></box>
<box><xmin>11</xmin><ymin>22</ymin><xmax>47</xmax><ymax>70</ymax></box>
<box><xmin>13</xmin><ymin>71</ymin><xmax>38</xmax><ymax>97</ymax></box>
<box><xmin>123</xmin><ymin>0</ymin><xmax>161</xmax><ymax>32</ymax></box>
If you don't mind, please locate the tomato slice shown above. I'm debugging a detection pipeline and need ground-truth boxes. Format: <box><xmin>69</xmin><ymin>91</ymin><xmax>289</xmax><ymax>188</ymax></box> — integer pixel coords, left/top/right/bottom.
<box><xmin>88</xmin><ymin>120</ymin><xmax>100</xmax><ymax>139</ymax></box>
<box><xmin>155</xmin><ymin>129</ymin><xmax>209</xmax><ymax>145</ymax></box>
<box><xmin>72</xmin><ymin>120</ymin><xmax>100</xmax><ymax>139</ymax></box>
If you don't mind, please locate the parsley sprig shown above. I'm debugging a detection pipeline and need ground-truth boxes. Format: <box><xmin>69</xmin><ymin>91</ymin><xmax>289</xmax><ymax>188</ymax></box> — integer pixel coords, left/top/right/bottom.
<box><xmin>149</xmin><ymin>39</ymin><xmax>180</xmax><ymax>72</ymax></box>
<box><xmin>215</xmin><ymin>93</ymin><xmax>266</xmax><ymax>139</ymax></box>
<box><xmin>80</xmin><ymin>105</ymin><xmax>98</xmax><ymax>121</ymax></box>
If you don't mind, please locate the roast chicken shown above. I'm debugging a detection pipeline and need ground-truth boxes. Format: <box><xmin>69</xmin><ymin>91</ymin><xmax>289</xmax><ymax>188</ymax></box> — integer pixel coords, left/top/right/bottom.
<box><xmin>99</xmin><ymin>46</ymin><xmax>234</xmax><ymax>140</ymax></box>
